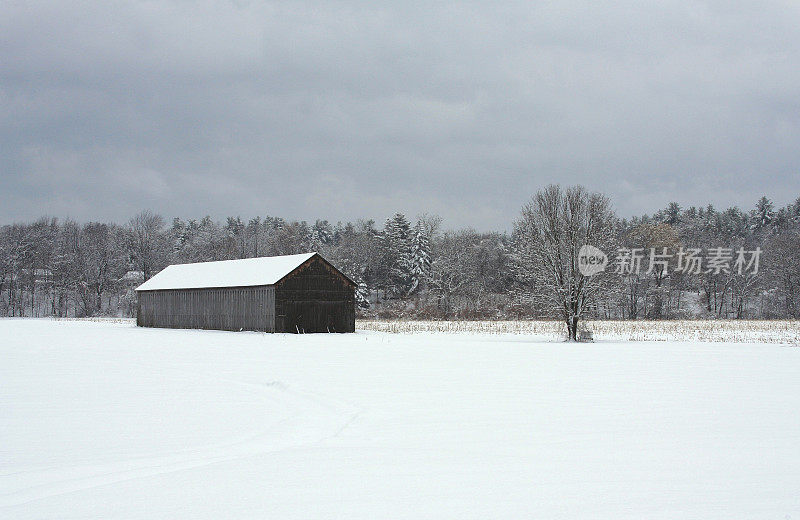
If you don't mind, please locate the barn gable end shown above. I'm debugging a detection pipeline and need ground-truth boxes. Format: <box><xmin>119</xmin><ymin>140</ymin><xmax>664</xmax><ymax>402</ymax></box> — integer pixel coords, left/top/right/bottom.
<box><xmin>275</xmin><ymin>255</ymin><xmax>355</xmax><ymax>333</ymax></box>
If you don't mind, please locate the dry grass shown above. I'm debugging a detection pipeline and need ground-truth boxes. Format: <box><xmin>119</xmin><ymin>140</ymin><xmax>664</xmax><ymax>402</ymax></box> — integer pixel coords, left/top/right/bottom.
<box><xmin>33</xmin><ymin>316</ymin><xmax>800</xmax><ymax>344</ymax></box>
<box><xmin>52</xmin><ymin>317</ymin><xmax>136</xmax><ymax>325</ymax></box>
<box><xmin>357</xmin><ymin>319</ymin><xmax>800</xmax><ymax>344</ymax></box>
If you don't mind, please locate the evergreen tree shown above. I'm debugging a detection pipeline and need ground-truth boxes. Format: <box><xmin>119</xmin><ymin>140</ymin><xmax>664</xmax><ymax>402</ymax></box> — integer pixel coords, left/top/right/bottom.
<box><xmin>224</xmin><ymin>217</ymin><xmax>247</xmax><ymax>259</ymax></box>
<box><xmin>791</xmin><ymin>197</ymin><xmax>800</xmax><ymax>224</ymax></box>
<box><xmin>664</xmin><ymin>202</ymin><xmax>681</xmax><ymax>225</ymax></box>
<box><xmin>309</xmin><ymin>227</ymin><xmax>324</xmax><ymax>252</ymax></box>
<box><xmin>170</xmin><ymin>217</ymin><xmax>186</xmax><ymax>257</ymax></box>
<box><xmin>386</xmin><ymin>213</ymin><xmax>414</xmax><ymax>297</ymax></box>
<box><xmin>356</xmin><ymin>281</ymin><xmax>370</xmax><ymax>309</ymax></box>
<box><xmin>312</xmin><ymin>220</ymin><xmax>334</xmax><ymax>245</ymax></box>
<box><xmin>409</xmin><ymin>221</ymin><xmax>431</xmax><ymax>294</ymax></box>
<box><xmin>750</xmin><ymin>196</ymin><xmax>775</xmax><ymax>232</ymax></box>
<box><xmin>246</xmin><ymin>217</ymin><xmax>262</xmax><ymax>257</ymax></box>
<box><xmin>702</xmin><ymin>204</ymin><xmax>716</xmax><ymax>230</ymax></box>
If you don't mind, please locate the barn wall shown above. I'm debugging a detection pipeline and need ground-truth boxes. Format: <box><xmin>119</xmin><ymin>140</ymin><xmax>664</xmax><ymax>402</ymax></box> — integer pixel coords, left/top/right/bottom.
<box><xmin>275</xmin><ymin>258</ymin><xmax>355</xmax><ymax>333</ymax></box>
<box><xmin>137</xmin><ymin>285</ymin><xmax>274</xmax><ymax>332</ymax></box>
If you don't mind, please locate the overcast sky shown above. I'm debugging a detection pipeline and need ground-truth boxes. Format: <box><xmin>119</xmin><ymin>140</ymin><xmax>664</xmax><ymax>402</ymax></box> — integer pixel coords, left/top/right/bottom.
<box><xmin>2</xmin><ymin>1</ymin><xmax>799</xmax><ymax>230</ymax></box>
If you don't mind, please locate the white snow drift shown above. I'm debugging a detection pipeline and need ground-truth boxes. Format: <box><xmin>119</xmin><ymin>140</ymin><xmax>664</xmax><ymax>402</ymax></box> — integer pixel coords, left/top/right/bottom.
<box><xmin>1</xmin><ymin>319</ymin><xmax>799</xmax><ymax>519</ymax></box>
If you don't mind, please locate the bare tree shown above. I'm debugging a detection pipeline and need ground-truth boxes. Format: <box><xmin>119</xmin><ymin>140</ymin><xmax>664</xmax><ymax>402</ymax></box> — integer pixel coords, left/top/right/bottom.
<box><xmin>0</xmin><ymin>224</ymin><xmax>32</xmax><ymax>316</ymax></box>
<box><xmin>514</xmin><ymin>185</ymin><xmax>616</xmax><ymax>341</ymax></box>
<box><xmin>416</xmin><ymin>213</ymin><xmax>443</xmax><ymax>241</ymax></box>
<box><xmin>428</xmin><ymin>230</ymin><xmax>476</xmax><ymax>316</ymax></box>
<box><xmin>128</xmin><ymin>211</ymin><xmax>167</xmax><ymax>281</ymax></box>
<box><xmin>77</xmin><ymin>223</ymin><xmax>127</xmax><ymax>315</ymax></box>
<box><xmin>764</xmin><ymin>229</ymin><xmax>800</xmax><ymax>318</ymax></box>
<box><xmin>625</xmin><ymin>223</ymin><xmax>680</xmax><ymax>318</ymax></box>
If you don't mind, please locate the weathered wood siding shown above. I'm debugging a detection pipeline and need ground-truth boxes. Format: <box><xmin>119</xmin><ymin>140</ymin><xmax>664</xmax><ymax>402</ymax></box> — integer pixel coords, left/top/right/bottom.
<box><xmin>275</xmin><ymin>257</ymin><xmax>355</xmax><ymax>333</ymax></box>
<box><xmin>137</xmin><ymin>285</ymin><xmax>274</xmax><ymax>332</ymax></box>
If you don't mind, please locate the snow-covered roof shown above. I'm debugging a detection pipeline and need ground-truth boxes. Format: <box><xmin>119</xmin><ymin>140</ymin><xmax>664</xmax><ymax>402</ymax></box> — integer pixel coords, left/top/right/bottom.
<box><xmin>136</xmin><ymin>253</ymin><xmax>317</xmax><ymax>291</ymax></box>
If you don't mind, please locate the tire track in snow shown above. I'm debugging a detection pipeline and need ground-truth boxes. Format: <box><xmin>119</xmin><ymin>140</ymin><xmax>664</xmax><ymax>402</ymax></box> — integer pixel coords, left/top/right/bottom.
<box><xmin>0</xmin><ymin>362</ymin><xmax>363</xmax><ymax>509</ymax></box>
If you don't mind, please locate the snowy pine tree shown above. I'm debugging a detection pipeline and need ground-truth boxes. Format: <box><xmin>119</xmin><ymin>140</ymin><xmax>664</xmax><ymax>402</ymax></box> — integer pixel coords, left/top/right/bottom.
<box><xmin>312</xmin><ymin>220</ymin><xmax>334</xmax><ymax>245</ymax></box>
<box><xmin>409</xmin><ymin>221</ymin><xmax>431</xmax><ymax>294</ymax></box>
<box><xmin>356</xmin><ymin>281</ymin><xmax>370</xmax><ymax>309</ymax></box>
<box><xmin>170</xmin><ymin>218</ymin><xmax>187</xmax><ymax>257</ymax></box>
<box><xmin>791</xmin><ymin>197</ymin><xmax>800</xmax><ymax>224</ymax></box>
<box><xmin>750</xmin><ymin>196</ymin><xmax>775</xmax><ymax>232</ymax></box>
<box><xmin>309</xmin><ymin>228</ymin><xmax>324</xmax><ymax>252</ymax></box>
<box><xmin>388</xmin><ymin>214</ymin><xmax>414</xmax><ymax>296</ymax></box>
<box><xmin>663</xmin><ymin>202</ymin><xmax>681</xmax><ymax>225</ymax></box>
<box><xmin>378</xmin><ymin>214</ymin><xmax>415</xmax><ymax>297</ymax></box>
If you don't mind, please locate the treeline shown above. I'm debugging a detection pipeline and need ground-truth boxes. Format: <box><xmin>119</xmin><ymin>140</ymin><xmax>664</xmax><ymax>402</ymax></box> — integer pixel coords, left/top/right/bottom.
<box><xmin>1</xmin><ymin>194</ymin><xmax>799</xmax><ymax>320</ymax></box>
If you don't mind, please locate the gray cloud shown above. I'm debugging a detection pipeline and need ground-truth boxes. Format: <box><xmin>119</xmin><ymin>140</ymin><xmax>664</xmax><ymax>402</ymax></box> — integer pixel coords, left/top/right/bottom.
<box><xmin>2</xmin><ymin>0</ymin><xmax>799</xmax><ymax>229</ymax></box>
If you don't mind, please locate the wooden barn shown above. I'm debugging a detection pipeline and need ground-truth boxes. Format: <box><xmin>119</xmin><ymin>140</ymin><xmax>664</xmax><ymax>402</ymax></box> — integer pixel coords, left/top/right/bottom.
<box><xmin>135</xmin><ymin>252</ymin><xmax>355</xmax><ymax>333</ymax></box>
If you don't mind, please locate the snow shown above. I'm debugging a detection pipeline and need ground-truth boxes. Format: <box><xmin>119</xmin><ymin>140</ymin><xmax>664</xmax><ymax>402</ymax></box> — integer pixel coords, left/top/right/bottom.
<box><xmin>2</xmin><ymin>319</ymin><xmax>800</xmax><ymax>519</ymax></box>
<box><xmin>136</xmin><ymin>252</ymin><xmax>316</xmax><ymax>291</ymax></box>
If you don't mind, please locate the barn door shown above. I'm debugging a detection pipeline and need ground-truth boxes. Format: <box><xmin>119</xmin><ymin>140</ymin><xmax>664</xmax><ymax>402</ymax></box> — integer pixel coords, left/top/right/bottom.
<box><xmin>286</xmin><ymin>301</ymin><xmax>339</xmax><ymax>333</ymax></box>
<box><xmin>285</xmin><ymin>302</ymin><xmax>314</xmax><ymax>333</ymax></box>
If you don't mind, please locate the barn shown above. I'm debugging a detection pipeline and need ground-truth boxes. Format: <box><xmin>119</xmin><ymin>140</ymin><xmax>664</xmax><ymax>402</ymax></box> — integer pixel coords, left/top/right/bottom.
<box><xmin>135</xmin><ymin>252</ymin><xmax>356</xmax><ymax>333</ymax></box>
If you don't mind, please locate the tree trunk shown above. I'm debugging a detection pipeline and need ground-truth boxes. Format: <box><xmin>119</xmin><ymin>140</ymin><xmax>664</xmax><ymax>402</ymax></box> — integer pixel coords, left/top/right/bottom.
<box><xmin>566</xmin><ymin>316</ymin><xmax>578</xmax><ymax>341</ymax></box>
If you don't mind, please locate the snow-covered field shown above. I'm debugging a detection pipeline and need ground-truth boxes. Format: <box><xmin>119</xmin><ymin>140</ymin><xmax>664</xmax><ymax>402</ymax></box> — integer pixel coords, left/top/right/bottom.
<box><xmin>2</xmin><ymin>319</ymin><xmax>800</xmax><ymax>519</ymax></box>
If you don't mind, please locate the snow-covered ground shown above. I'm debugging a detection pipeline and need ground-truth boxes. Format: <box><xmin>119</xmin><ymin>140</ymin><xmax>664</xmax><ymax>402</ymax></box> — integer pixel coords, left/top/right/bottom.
<box><xmin>2</xmin><ymin>319</ymin><xmax>800</xmax><ymax>519</ymax></box>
